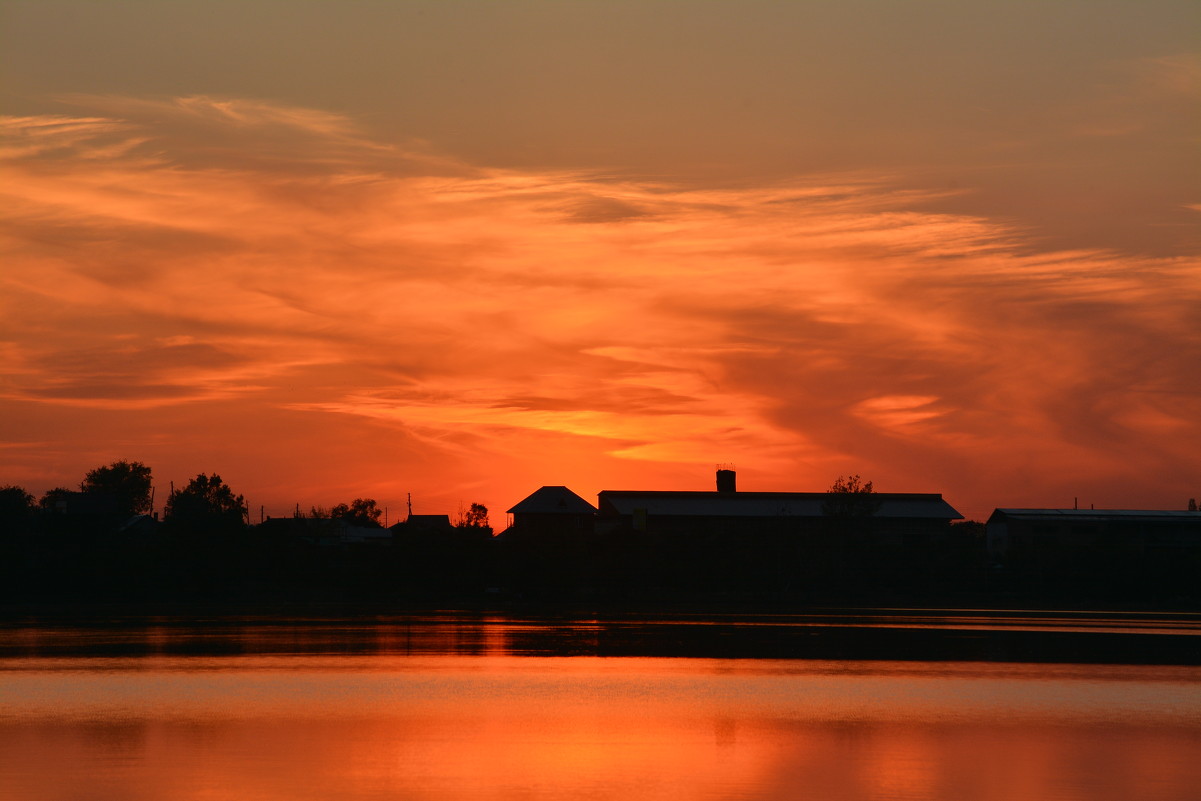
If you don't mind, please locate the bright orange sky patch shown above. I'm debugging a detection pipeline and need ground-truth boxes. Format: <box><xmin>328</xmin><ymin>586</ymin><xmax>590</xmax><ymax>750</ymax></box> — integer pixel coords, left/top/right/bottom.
<box><xmin>1</xmin><ymin>3</ymin><xmax>1198</xmax><ymax>522</ymax></box>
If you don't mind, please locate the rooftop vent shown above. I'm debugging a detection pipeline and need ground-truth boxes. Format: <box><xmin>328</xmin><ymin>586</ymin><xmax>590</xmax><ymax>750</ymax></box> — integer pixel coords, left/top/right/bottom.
<box><xmin>716</xmin><ymin>468</ymin><xmax>736</xmax><ymax>493</ymax></box>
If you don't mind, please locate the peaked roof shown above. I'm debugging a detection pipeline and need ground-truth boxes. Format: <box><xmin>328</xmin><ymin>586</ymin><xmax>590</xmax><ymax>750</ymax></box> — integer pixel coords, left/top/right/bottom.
<box><xmin>597</xmin><ymin>490</ymin><xmax>962</xmax><ymax>520</ymax></box>
<box><xmin>508</xmin><ymin>486</ymin><xmax>598</xmax><ymax>515</ymax></box>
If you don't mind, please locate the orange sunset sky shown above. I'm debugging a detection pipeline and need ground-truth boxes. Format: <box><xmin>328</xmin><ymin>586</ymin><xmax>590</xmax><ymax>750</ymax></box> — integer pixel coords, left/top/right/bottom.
<box><xmin>1</xmin><ymin>1</ymin><xmax>1198</xmax><ymax>524</ymax></box>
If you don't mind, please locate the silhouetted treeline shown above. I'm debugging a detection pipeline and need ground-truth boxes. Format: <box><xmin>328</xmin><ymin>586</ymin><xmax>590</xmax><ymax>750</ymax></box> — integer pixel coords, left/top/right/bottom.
<box><xmin>2</xmin><ymin>509</ymin><xmax>1197</xmax><ymax>609</ymax></box>
<box><xmin>2</xmin><ymin>465</ymin><xmax>1199</xmax><ymax>610</ymax></box>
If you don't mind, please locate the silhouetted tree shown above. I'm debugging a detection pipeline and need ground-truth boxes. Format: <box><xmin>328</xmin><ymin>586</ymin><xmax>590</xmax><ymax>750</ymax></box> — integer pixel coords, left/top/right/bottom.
<box><xmin>81</xmin><ymin>460</ymin><xmax>153</xmax><ymax>517</ymax></box>
<box><xmin>38</xmin><ymin>487</ymin><xmax>73</xmax><ymax>512</ymax></box>
<box><xmin>0</xmin><ymin>485</ymin><xmax>35</xmax><ymax>533</ymax></box>
<box><xmin>821</xmin><ymin>474</ymin><xmax>882</xmax><ymax>517</ymax></box>
<box><xmin>331</xmin><ymin>498</ymin><xmax>383</xmax><ymax>528</ymax></box>
<box><xmin>456</xmin><ymin>502</ymin><xmax>490</xmax><ymax>531</ymax></box>
<box><xmin>164</xmin><ymin>473</ymin><xmax>247</xmax><ymax>531</ymax></box>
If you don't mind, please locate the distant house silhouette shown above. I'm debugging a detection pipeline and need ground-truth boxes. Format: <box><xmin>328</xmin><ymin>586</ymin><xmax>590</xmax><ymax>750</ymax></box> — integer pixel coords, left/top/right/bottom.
<box><xmin>394</xmin><ymin>514</ymin><xmax>454</xmax><ymax>534</ymax></box>
<box><xmin>597</xmin><ymin>470</ymin><xmax>961</xmax><ymax>539</ymax></box>
<box><xmin>258</xmin><ymin>516</ymin><xmax>341</xmax><ymax>546</ymax></box>
<box><xmin>597</xmin><ymin>490</ymin><xmax>964</xmax><ymax>533</ymax></box>
<box><xmin>502</xmin><ymin>486</ymin><xmax>597</xmax><ymax>538</ymax></box>
<box><xmin>985</xmin><ymin>507</ymin><xmax>1201</xmax><ymax>602</ymax></box>
<box><xmin>339</xmin><ymin>524</ymin><xmax>393</xmax><ymax>545</ymax></box>
<box><xmin>47</xmin><ymin>490</ymin><xmax>120</xmax><ymax>517</ymax></box>
<box><xmin>257</xmin><ymin>516</ymin><xmax>391</xmax><ymax>546</ymax></box>
<box><xmin>987</xmin><ymin>508</ymin><xmax>1201</xmax><ymax>564</ymax></box>
<box><xmin>494</xmin><ymin>471</ymin><xmax>967</xmax><ymax>599</ymax></box>
<box><xmin>502</xmin><ymin>471</ymin><xmax>962</xmax><ymax>540</ymax></box>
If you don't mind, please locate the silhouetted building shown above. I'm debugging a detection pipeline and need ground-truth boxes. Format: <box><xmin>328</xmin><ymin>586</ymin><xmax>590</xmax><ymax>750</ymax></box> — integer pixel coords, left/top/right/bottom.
<box><xmin>257</xmin><ymin>516</ymin><xmax>391</xmax><ymax>546</ymax></box>
<box><xmin>393</xmin><ymin>514</ymin><xmax>454</xmax><ymax>535</ymax></box>
<box><xmin>503</xmin><ymin>486</ymin><xmax>597</xmax><ymax>538</ymax></box>
<box><xmin>407</xmin><ymin>514</ymin><xmax>454</xmax><ymax>532</ymax></box>
<box><xmin>339</xmin><ymin>525</ymin><xmax>393</xmax><ymax>545</ymax></box>
<box><xmin>596</xmin><ymin>488</ymin><xmax>962</xmax><ymax>537</ymax></box>
<box><xmin>46</xmin><ymin>490</ymin><xmax>119</xmax><ymax>517</ymax></box>
<box><xmin>502</xmin><ymin>471</ymin><xmax>962</xmax><ymax>543</ymax></box>
<box><xmin>987</xmin><ymin>508</ymin><xmax>1201</xmax><ymax>564</ymax></box>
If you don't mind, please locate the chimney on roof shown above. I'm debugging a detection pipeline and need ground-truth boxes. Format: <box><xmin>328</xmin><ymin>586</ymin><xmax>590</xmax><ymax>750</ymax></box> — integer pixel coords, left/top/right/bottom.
<box><xmin>716</xmin><ymin>467</ymin><xmax>736</xmax><ymax>493</ymax></box>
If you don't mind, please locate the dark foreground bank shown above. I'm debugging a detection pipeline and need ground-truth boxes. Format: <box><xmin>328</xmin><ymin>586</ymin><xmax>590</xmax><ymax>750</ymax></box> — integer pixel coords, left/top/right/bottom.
<box><xmin>4</xmin><ymin>512</ymin><xmax>1199</xmax><ymax>614</ymax></box>
<box><xmin>2</xmin><ymin>607</ymin><xmax>1199</xmax><ymax>665</ymax></box>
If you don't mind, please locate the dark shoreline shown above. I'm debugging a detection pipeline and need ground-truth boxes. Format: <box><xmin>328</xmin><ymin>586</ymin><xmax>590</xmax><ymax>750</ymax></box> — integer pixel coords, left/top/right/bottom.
<box><xmin>3</xmin><ymin>603</ymin><xmax>1199</xmax><ymax>666</ymax></box>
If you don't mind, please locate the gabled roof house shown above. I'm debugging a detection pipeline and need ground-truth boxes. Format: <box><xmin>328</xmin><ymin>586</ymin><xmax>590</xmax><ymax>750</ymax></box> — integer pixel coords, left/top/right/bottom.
<box><xmin>505</xmin><ymin>486</ymin><xmax>597</xmax><ymax>537</ymax></box>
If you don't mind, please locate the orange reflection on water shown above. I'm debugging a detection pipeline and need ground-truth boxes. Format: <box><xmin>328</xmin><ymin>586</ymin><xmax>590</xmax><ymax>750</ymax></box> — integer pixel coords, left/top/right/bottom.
<box><xmin>2</xmin><ymin>656</ymin><xmax>1201</xmax><ymax>800</ymax></box>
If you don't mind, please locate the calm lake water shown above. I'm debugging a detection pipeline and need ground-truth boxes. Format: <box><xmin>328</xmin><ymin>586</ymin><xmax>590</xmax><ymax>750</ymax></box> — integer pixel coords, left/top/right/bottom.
<box><xmin>2</xmin><ymin>611</ymin><xmax>1200</xmax><ymax>800</ymax></box>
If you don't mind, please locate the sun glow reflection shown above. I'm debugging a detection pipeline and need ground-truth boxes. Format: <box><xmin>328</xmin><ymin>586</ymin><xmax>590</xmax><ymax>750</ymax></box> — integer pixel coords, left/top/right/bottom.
<box><xmin>3</xmin><ymin>652</ymin><xmax>1201</xmax><ymax>801</ymax></box>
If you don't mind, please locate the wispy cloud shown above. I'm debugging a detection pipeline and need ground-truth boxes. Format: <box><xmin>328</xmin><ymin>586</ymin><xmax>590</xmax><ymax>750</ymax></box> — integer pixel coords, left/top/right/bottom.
<box><xmin>1</xmin><ymin>96</ymin><xmax>1198</xmax><ymax>518</ymax></box>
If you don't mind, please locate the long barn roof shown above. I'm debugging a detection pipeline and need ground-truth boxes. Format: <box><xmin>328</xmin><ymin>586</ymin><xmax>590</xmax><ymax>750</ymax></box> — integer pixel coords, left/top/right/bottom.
<box><xmin>597</xmin><ymin>491</ymin><xmax>962</xmax><ymax>520</ymax></box>
<box><xmin>989</xmin><ymin>508</ymin><xmax>1201</xmax><ymax>524</ymax></box>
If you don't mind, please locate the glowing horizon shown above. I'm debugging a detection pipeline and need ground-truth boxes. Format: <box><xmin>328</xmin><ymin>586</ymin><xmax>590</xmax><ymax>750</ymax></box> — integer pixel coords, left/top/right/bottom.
<box><xmin>1</xmin><ymin>3</ymin><xmax>1198</xmax><ymax>524</ymax></box>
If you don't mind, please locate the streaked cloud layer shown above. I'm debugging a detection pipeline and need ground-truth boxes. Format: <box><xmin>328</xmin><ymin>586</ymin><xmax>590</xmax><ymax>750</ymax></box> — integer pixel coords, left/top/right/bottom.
<box><xmin>1</xmin><ymin>2</ymin><xmax>1198</xmax><ymax>519</ymax></box>
<box><xmin>3</xmin><ymin>92</ymin><xmax>1197</xmax><ymax>520</ymax></box>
